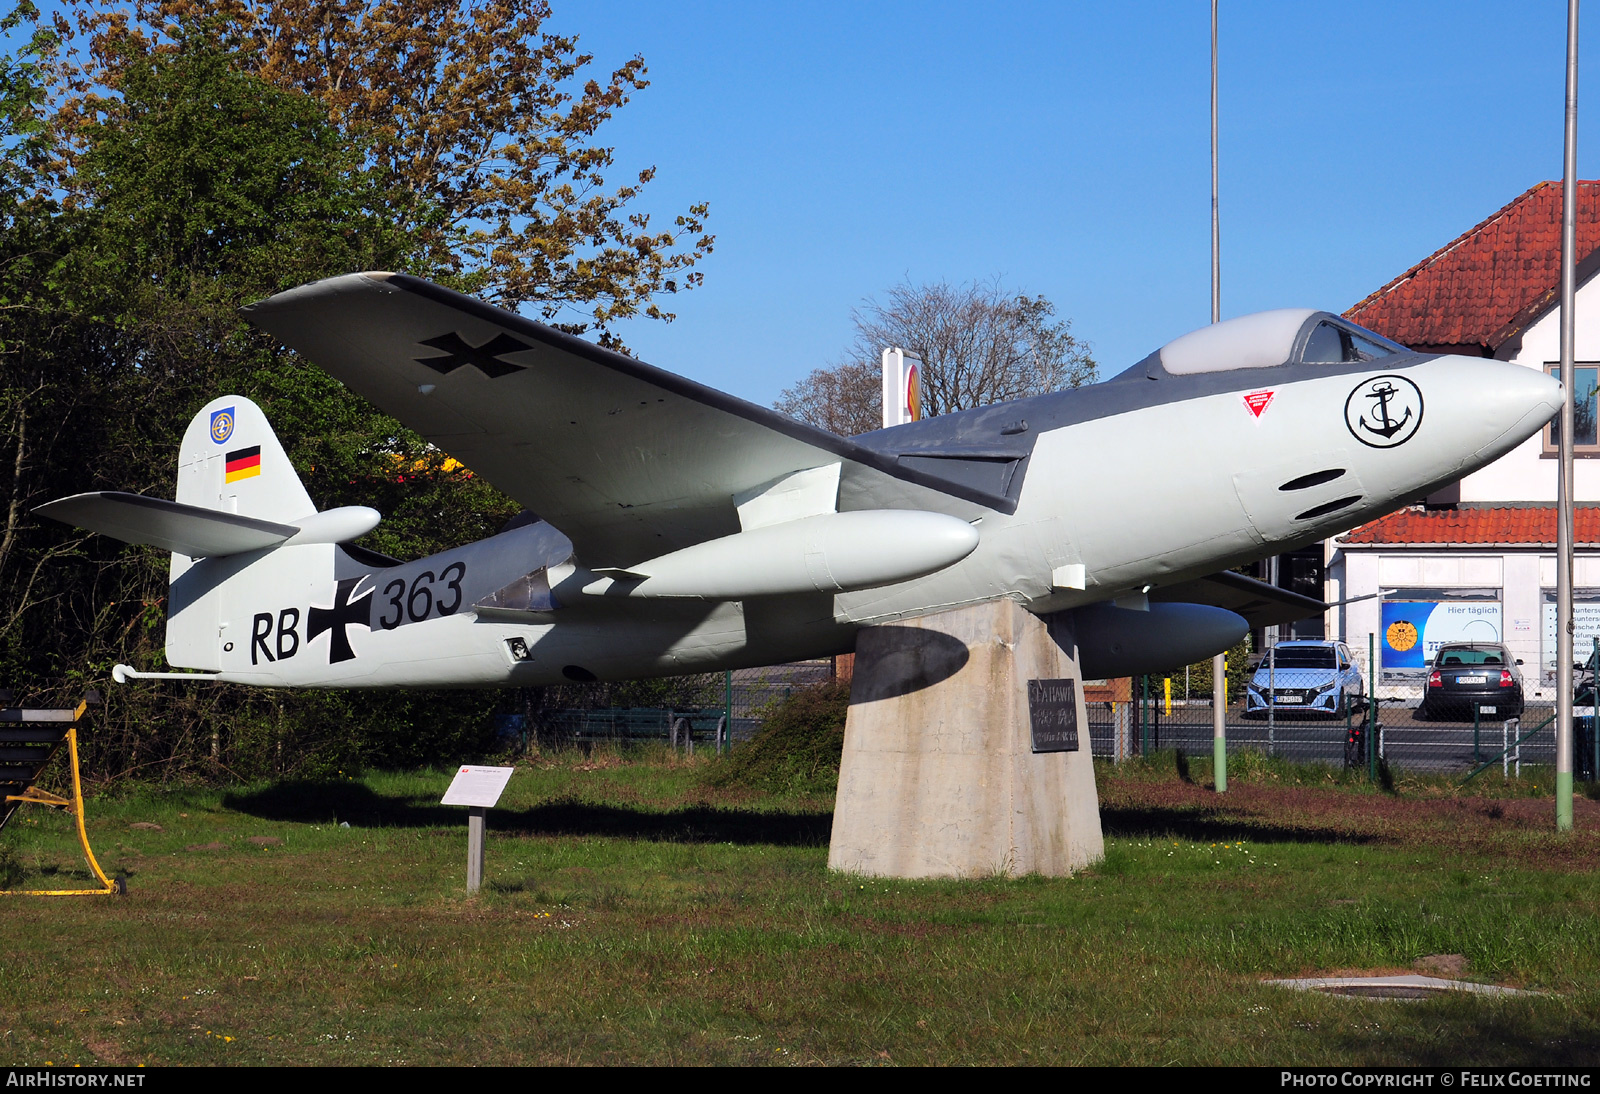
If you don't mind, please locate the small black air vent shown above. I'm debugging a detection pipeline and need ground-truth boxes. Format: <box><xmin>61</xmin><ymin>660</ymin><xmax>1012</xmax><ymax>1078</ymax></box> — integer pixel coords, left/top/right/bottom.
<box><xmin>999</xmin><ymin>420</ymin><xmax>1029</xmax><ymax>435</ymax></box>
<box><xmin>1279</xmin><ymin>468</ymin><xmax>1346</xmax><ymax>492</ymax></box>
<box><xmin>562</xmin><ymin>664</ymin><xmax>597</xmax><ymax>682</ymax></box>
<box><xmin>1295</xmin><ymin>495</ymin><xmax>1362</xmax><ymax>521</ymax></box>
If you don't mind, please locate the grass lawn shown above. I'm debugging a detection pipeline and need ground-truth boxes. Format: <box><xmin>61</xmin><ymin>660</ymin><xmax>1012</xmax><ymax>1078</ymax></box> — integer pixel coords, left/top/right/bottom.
<box><xmin>1</xmin><ymin>749</ymin><xmax>1597</xmax><ymax>1066</ymax></box>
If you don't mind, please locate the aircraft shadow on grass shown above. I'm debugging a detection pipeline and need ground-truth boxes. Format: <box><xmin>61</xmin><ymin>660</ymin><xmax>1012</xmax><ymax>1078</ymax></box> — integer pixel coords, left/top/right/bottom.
<box><xmin>222</xmin><ymin>781</ymin><xmax>833</xmax><ymax>847</ymax></box>
<box><xmin>1320</xmin><ymin>1010</ymin><xmax>1600</xmax><ymax>1067</ymax></box>
<box><xmin>1099</xmin><ymin>806</ymin><xmax>1379</xmax><ymax>846</ymax></box>
<box><xmin>224</xmin><ymin>782</ymin><xmax>1378</xmax><ymax>849</ymax></box>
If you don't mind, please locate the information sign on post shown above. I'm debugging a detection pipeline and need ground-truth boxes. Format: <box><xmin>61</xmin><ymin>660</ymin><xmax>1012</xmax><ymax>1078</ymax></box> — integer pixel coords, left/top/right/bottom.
<box><xmin>442</xmin><ymin>765</ymin><xmax>515</xmax><ymax>893</ymax></box>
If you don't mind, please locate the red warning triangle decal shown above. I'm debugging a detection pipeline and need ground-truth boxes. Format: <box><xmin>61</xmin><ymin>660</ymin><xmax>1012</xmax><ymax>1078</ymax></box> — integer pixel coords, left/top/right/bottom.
<box><xmin>1242</xmin><ymin>390</ymin><xmax>1274</xmax><ymax>418</ymax></box>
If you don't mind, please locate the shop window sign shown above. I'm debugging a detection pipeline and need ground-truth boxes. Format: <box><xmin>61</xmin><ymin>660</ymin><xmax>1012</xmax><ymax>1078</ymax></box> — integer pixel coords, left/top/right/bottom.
<box><xmin>1380</xmin><ymin>591</ymin><xmax>1503</xmax><ymax>679</ymax></box>
<box><xmin>1540</xmin><ymin>589</ymin><xmax>1600</xmax><ymax>684</ymax></box>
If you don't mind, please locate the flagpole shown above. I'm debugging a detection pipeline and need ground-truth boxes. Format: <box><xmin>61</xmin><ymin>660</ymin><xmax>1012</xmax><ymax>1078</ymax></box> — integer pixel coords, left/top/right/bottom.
<box><xmin>1211</xmin><ymin>0</ymin><xmax>1228</xmax><ymax>794</ymax></box>
<box><xmin>1557</xmin><ymin>0</ymin><xmax>1579</xmax><ymax>832</ymax></box>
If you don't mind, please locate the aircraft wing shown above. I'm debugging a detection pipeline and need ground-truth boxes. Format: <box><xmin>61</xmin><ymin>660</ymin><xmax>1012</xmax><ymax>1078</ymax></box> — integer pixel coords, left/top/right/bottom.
<box><xmin>1149</xmin><ymin>569</ymin><xmax>1325</xmax><ymax>629</ymax></box>
<box><xmin>243</xmin><ymin>273</ymin><xmax>1006</xmax><ymax>567</ymax></box>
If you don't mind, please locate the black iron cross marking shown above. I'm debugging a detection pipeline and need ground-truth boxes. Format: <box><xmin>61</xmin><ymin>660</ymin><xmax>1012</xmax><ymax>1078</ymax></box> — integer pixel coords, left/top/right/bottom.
<box><xmin>308</xmin><ymin>577</ymin><xmax>373</xmax><ymax>664</ymax></box>
<box><xmin>415</xmin><ymin>332</ymin><xmax>531</xmax><ymax>378</ymax></box>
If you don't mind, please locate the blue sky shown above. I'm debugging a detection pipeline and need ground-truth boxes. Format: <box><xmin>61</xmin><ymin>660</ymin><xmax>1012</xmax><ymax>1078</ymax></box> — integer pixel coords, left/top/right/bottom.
<box><xmin>11</xmin><ymin>2</ymin><xmax>1597</xmax><ymax>407</ymax></box>
<box><xmin>566</xmin><ymin>1</ymin><xmax>1600</xmax><ymax>406</ymax></box>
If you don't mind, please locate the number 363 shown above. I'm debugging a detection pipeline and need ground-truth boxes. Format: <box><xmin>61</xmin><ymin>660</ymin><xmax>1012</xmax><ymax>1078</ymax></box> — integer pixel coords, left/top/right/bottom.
<box><xmin>378</xmin><ymin>561</ymin><xmax>465</xmax><ymax>629</ymax></box>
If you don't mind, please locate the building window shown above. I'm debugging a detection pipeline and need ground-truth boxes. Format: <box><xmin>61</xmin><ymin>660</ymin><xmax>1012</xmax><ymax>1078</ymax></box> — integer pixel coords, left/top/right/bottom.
<box><xmin>1544</xmin><ymin>363</ymin><xmax>1600</xmax><ymax>455</ymax></box>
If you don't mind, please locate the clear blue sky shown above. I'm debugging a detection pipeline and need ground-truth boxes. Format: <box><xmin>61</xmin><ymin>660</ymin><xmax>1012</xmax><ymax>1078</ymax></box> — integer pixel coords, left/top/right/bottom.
<box><xmin>566</xmin><ymin>1</ymin><xmax>1600</xmax><ymax>407</ymax></box>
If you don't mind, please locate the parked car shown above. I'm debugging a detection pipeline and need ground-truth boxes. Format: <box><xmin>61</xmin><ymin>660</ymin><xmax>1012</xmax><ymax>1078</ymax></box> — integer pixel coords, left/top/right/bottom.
<box><xmin>1415</xmin><ymin>642</ymin><xmax>1524</xmax><ymax>721</ymax></box>
<box><xmin>1243</xmin><ymin>640</ymin><xmax>1366</xmax><ymax>719</ymax></box>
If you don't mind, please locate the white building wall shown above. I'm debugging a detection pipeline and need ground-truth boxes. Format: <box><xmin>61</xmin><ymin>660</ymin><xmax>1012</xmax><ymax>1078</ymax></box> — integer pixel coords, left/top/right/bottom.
<box><xmin>1458</xmin><ymin>268</ymin><xmax>1600</xmax><ymax>502</ymax></box>
<box><xmin>1501</xmin><ymin>553</ymin><xmax>1543</xmax><ymax>691</ymax></box>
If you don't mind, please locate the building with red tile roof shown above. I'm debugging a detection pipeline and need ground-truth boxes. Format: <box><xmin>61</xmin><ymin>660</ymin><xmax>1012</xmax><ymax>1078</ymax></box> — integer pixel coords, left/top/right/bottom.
<box><xmin>1324</xmin><ymin>182</ymin><xmax>1600</xmax><ymax>699</ymax></box>
<box><xmin>1345</xmin><ymin>180</ymin><xmax>1600</xmax><ymax>357</ymax></box>
<box><xmin>1339</xmin><ymin>505</ymin><xmax>1600</xmax><ymax>548</ymax></box>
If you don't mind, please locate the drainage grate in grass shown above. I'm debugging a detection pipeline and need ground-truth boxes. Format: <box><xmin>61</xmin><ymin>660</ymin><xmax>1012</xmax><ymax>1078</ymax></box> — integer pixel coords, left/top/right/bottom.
<box><xmin>1264</xmin><ymin>975</ymin><xmax>1534</xmax><ymax>1000</ymax></box>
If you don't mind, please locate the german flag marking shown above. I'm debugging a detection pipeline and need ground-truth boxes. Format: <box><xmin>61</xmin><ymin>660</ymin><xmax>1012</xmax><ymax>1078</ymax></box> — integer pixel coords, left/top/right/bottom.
<box><xmin>224</xmin><ymin>445</ymin><xmax>261</xmax><ymax>483</ymax></box>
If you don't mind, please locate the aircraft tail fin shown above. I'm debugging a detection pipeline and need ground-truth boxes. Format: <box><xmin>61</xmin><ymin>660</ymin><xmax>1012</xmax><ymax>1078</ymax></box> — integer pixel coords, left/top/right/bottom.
<box><xmin>176</xmin><ymin>397</ymin><xmax>315</xmax><ymax>523</ymax></box>
<box><xmin>166</xmin><ymin>397</ymin><xmax>319</xmax><ymax>671</ymax></box>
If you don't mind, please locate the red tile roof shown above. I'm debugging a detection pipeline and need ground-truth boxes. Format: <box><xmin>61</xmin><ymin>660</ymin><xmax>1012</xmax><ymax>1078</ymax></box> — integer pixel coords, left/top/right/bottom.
<box><xmin>1345</xmin><ymin>181</ymin><xmax>1600</xmax><ymax>352</ymax></box>
<box><xmin>1340</xmin><ymin>505</ymin><xmax>1600</xmax><ymax>547</ymax></box>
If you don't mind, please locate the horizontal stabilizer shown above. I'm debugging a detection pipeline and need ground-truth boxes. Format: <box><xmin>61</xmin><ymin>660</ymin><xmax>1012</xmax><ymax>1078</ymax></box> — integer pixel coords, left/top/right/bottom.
<box><xmin>35</xmin><ymin>492</ymin><xmax>298</xmax><ymax>557</ymax></box>
<box><xmin>1149</xmin><ymin>569</ymin><xmax>1325</xmax><ymax>630</ymax></box>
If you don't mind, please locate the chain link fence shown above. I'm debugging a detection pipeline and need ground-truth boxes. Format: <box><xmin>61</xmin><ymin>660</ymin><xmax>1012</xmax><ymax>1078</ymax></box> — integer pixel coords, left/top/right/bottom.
<box><xmin>493</xmin><ymin>640</ymin><xmax>1600</xmax><ymax>778</ymax></box>
<box><xmin>504</xmin><ymin>660</ymin><xmax>836</xmax><ymax>753</ymax></box>
<box><xmin>1088</xmin><ymin>635</ymin><xmax>1600</xmax><ymax>780</ymax></box>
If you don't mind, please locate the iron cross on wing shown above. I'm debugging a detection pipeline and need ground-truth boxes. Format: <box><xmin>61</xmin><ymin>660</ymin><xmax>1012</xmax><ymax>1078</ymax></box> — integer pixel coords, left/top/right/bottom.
<box><xmin>415</xmin><ymin>332</ymin><xmax>532</xmax><ymax>378</ymax></box>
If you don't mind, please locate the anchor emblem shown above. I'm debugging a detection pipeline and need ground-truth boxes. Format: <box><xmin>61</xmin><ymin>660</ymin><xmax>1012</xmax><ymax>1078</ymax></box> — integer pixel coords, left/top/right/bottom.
<box><xmin>1345</xmin><ymin>374</ymin><xmax>1423</xmax><ymax>448</ymax></box>
<box><xmin>1359</xmin><ymin>380</ymin><xmax>1411</xmax><ymax>438</ymax></box>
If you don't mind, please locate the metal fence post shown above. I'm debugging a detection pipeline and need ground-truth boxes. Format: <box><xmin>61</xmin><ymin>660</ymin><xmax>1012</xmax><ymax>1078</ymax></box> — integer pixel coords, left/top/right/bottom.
<box><xmin>1368</xmin><ymin>633</ymin><xmax>1378</xmax><ymax>783</ymax></box>
<box><xmin>1474</xmin><ymin>703</ymin><xmax>1481</xmax><ymax>765</ymax></box>
<box><xmin>1580</xmin><ymin>636</ymin><xmax>1593</xmax><ymax>780</ymax></box>
<box><xmin>723</xmin><ymin>669</ymin><xmax>733</xmax><ymax>755</ymax></box>
<box><xmin>1267</xmin><ymin>641</ymin><xmax>1276</xmax><ymax>756</ymax></box>
<box><xmin>1140</xmin><ymin>675</ymin><xmax>1149</xmax><ymax>757</ymax></box>
<box><xmin>1344</xmin><ymin>693</ymin><xmax>1353</xmax><ymax>770</ymax></box>
<box><xmin>1214</xmin><ymin>655</ymin><xmax>1227</xmax><ymax>792</ymax></box>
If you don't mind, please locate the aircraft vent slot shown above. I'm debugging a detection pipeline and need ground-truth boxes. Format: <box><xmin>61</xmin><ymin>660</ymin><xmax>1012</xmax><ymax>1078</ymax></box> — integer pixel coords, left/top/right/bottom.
<box><xmin>1279</xmin><ymin>468</ymin><xmax>1346</xmax><ymax>492</ymax></box>
<box><xmin>562</xmin><ymin>664</ymin><xmax>597</xmax><ymax>682</ymax></box>
<box><xmin>1294</xmin><ymin>495</ymin><xmax>1362</xmax><ymax>521</ymax></box>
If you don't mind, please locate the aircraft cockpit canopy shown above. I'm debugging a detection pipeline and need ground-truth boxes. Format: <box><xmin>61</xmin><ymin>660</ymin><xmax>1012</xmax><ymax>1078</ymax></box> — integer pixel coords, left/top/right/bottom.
<box><xmin>1158</xmin><ymin>309</ymin><xmax>1408</xmax><ymax>375</ymax></box>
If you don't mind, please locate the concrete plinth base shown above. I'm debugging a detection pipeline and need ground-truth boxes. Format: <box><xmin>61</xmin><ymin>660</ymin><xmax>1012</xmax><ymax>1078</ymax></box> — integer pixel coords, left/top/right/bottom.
<box><xmin>827</xmin><ymin>599</ymin><xmax>1104</xmax><ymax>878</ymax></box>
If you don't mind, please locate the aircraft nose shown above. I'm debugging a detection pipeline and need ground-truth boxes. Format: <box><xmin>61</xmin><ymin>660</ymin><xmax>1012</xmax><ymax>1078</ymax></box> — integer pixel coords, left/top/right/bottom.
<box><xmin>1467</xmin><ymin>358</ymin><xmax>1562</xmax><ymax>458</ymax></box>
<box><xmin>1413</xmin><ymin>356</ymin><xmax>1562</xmax><ymax>469</ymax></box>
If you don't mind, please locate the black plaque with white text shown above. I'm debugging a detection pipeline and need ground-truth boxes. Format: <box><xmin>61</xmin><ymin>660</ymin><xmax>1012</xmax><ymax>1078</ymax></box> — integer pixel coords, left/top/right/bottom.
<box><xmin>1027</xmin><ymin>679</ymin><xmax>1079</xmax><ymax>753</ymax></box>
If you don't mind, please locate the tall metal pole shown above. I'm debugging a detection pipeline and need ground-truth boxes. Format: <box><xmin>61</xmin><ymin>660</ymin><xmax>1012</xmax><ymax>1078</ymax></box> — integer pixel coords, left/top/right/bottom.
<box><xmin>1558</xmin><ymin>0</ymin><xmax>1579</xmax><ymax>832</ymax></box>
<box><xmin>1210</xmin><ymin>0</ymin><xmax>1227</xmax><ymax>793</ymax></box>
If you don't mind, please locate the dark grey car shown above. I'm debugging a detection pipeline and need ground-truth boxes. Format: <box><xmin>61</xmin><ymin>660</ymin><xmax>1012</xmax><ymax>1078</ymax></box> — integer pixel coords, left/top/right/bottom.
<box><xmin>1416</xmin><ymin>643</ymin><xmax>1524</xmax><ymax>721</ymax></box>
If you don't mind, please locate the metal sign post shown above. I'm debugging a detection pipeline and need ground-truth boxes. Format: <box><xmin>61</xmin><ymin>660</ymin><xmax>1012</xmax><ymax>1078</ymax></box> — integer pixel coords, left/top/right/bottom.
<box><xmin>441</xmin><ymin>765</ymin><xmax>515</xmax><ymax>893</ymax></box>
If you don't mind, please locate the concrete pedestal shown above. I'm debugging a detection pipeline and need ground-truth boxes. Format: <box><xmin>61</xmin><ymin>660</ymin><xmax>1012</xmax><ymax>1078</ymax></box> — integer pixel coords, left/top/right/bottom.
<box><xmin>827</xmin><ymin>599</ymin><xmax>1104</xmax><ymax>878</ymax></box>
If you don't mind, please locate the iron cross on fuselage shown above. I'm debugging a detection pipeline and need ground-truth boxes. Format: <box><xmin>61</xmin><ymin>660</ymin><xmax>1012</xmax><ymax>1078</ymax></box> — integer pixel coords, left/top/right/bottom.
<box><xmin>308</xmin><ymin>577</ymin><xmax>373</xmax><ymax>664</ymax></box>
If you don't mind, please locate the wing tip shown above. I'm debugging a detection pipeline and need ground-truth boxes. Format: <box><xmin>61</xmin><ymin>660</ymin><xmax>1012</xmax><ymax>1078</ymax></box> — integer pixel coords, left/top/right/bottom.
<box><xmin>241</xmin><ymin>271</ymin><xmax>397</xmax><ymax>316</ymax></box>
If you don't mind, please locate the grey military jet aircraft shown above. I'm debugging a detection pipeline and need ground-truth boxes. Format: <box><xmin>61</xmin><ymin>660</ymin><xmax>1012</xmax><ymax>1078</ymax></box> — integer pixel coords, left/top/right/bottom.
<box><xmin>37</xmin><ymin>274</ymin><xmax>1562</xmax><ymax>688</ymax></box>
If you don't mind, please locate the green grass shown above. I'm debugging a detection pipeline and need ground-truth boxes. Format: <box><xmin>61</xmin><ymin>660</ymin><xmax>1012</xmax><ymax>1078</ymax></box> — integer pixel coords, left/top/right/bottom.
<box><xmin>1</xmin><ymin>746</ymin><xmax>1597</xmax><ymax>1065</ymax></box>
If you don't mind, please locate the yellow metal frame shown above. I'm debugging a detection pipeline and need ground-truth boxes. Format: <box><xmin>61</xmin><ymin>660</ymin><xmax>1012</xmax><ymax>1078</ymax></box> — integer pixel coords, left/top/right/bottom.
<box><xmin>0</xmin><ymin>701</ymin><xmax>121</xmax><ymax>897</ymax></box>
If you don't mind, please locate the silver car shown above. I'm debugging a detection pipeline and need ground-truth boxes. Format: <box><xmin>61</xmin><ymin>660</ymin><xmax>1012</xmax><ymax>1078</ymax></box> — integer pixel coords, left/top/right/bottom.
<box><xmin>1244</xmin><ymin>640</ymin><xmax>1366</xmax><ymax>719</ymax></box>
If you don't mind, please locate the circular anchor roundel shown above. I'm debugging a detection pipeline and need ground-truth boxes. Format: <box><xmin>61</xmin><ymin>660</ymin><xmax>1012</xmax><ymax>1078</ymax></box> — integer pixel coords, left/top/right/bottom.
<box><xmin>1345</xmin><ymin>374</ymin><xmax>1423</xmax><ymax>448</ymax></box>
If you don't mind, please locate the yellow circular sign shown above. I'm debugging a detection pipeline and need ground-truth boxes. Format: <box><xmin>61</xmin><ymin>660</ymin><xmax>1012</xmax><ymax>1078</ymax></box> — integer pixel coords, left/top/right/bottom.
<box><xmin>1386</xmin><ymin>620</ymin><xmax>1418</xmax><ymax>652</ymax></box>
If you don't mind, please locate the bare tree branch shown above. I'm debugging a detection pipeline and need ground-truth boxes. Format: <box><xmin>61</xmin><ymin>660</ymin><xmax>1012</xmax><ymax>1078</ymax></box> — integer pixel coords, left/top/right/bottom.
<box><xmin>775</xmin><ymin>279</ymin><xmax>1097</xmax><ymax>434</ymax></box>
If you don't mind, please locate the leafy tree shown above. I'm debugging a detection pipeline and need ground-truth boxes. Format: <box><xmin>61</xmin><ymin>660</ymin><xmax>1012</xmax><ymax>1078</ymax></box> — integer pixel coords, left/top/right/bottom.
<box><xmin>776</xmin><ymin>279</ymin><xmax>1097</xmax><ymax>433</ymax></box>
<box><xmin>0</xmin><ymin>29</ymin><xmax>507</xmax><ymax>779</ymax></box>
<box><xmin>59</xmin><ymin>0</ymin><xmax>713</xmax><ymax>345</ymax></box>
<box><xmin>0</xmin><ymin>3</ymin><xmax>721</xmax><ymax>782</ymax></box>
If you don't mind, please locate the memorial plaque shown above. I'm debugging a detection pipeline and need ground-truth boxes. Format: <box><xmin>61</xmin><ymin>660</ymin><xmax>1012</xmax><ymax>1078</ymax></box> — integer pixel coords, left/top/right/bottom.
<box><xmin>1027</xmin><ymin>678</ymin><xmax>1079</xmax><ymax>753</ymax></box>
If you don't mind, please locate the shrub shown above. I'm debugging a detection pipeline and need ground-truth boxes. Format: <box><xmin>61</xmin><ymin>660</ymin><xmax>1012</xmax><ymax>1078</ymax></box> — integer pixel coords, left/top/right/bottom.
<box><xmin>706</xmin><ymin>681</ymin><xmax>849</xmax><ymax>795</ymax></box>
